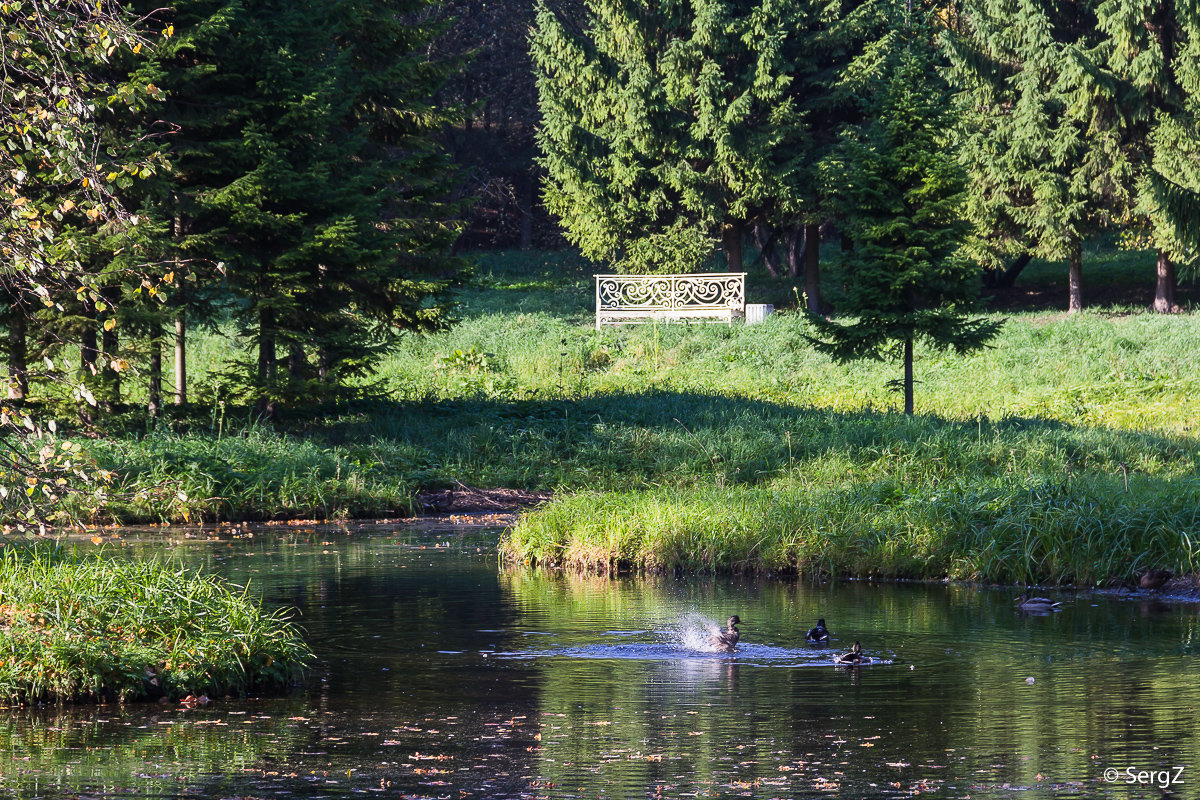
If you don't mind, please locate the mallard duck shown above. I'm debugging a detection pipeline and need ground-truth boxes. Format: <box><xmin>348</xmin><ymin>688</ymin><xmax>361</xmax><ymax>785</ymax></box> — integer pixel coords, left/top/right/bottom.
<box><xmin>805</xmin><ymin>618</ymin><xmax>830</xmax><ymax>643</ymax></box>
<box><xmin>711</xmin><ymin>615</ymin><xmax>741</xmax><ymax>652</ymax></box>
<box><xmin>1139</xmin><ymin>569</ymin><xmax>1173</xmax><ymax>591</ymax></box>
<box><xmin>834</xmin><ymin>640</ymin><xmax>867</xmax><ymax>665</ymax></box>
<box><xmin>1015</xmin><ymin>594</ymin><xmax>1061</xmax><ymax>612</ymax></box>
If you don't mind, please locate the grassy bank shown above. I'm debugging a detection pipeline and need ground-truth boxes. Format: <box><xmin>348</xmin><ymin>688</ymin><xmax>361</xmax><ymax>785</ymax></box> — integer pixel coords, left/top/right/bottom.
<box><xmin>501</xmin><ymin>475</ymin><xmax>1200</xmax><ymax>584</ymax></box>
<box><xmin>12</xmin><ymin>248</ymin><xmax>1200</xmax><ymax>582</ymax></box>
<box><xmin>0</xmin><ymin>545</ymin><xmax>310</xmax><ymax>703</ymax></box>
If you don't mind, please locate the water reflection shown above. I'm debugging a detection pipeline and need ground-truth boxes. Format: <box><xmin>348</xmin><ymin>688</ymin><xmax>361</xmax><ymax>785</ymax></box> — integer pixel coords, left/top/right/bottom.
<box><xmin>0</xmin><ymin>523</ymin><xmax>1196</xmax><ymax>798</ymax></box>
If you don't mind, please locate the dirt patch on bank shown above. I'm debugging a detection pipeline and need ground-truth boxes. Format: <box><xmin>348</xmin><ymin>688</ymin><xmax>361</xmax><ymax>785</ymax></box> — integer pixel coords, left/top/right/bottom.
<box><xmin>413</xmin><ymin>485</ymin><xmax>552</xmax><ymax>514</ymax></box>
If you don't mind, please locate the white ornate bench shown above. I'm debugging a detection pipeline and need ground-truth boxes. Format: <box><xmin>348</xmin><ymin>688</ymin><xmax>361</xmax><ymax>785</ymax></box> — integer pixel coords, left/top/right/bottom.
<box><xmin>594</xmin><ymin>273</ymin><xmax>746</xmax><ymax>330</ymax></box>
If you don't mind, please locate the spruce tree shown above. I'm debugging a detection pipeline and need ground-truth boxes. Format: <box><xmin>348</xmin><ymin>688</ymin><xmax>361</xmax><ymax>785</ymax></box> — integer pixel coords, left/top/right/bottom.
<box><xmin>532</xmin><ymin>0</ymin><xmax>811</xmax><ymax>273</ymax></box>
<box><xmin>809</xmin><ymin>24</ymin><xmax>1002</xmax><ymax>415</ymax></box>
<box><xmin>127</xmin><ymin>0</ymin><xmax>464</xmax><ymax>412</ymax></box>
<box><xmin>1101</xmin><ymin>0</ymin><xmax>1200</xmax><ymax>311</ymax></box>
<box><xmin>945</xmin><ymin>0</ymin><xmax>1126</xmax><ymax>313</ymax></box>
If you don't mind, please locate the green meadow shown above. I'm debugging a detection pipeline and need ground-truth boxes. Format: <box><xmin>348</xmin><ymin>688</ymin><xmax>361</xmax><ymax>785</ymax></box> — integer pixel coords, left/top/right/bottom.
<box><xmin>32</xmin><ymin>247</ymin><xmax>1200</xmax><ymax>584</ymax></box>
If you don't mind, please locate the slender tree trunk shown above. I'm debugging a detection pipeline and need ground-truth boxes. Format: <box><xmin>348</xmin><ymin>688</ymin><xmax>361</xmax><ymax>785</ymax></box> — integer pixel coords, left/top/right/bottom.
<box><xmin>903</xmin><ymin>336</ymin><xmax>914</xmax><ymax>416</ymax></box>
<box><xmin>80</xmin><ymin>309</ymin><xmax>98</xmax><ymax>376</ymax></box>
<box><xmin>1153</xmin><ymin>249</ymin><xmax>1178</xmax><ymax>313</ymax></box>
<box><xmin>148</xmin><ymin>326</ymin><xmax>162</xmax><ymax>418</ymax></box>
<box><xmin>100</xmin><ymin>286</ymin><xmax>120</xmax><ymax>412</ymax></box>
<box><xmin>174</xmin><ymin>310</ymin><xmax>187</xmax><ymax>405</ymax></box>
<box><xmin>784</xmin><ymin>225</ymin><xmax>802</xmax><ymax>278</ymax></box>
<box><xmin>318</xmin><ymin>347</ymin><xmax>331</xmax><ymax>382</ymax></box>
<box><xmin>7</xmin><ymin>309</ymin><xmax>27</xmax><ymax>400</ymax></box>
<box><xmin>79</xmin><ymin>306</ymin><xmax>98</xmax><ymax>424</ymax></box>
<box><xmin>172</xmin><ymin>209</ymin><xmax>187</xmax><ymax>406</ymax></box>
<box><xmin>1067</xmin><ymin>240</ymin><xmax>1083</xmax><ymax>313</ymax></box>
<box><xmin>804</xmin><ymin>222</ymin><xmax>822</xmax><ymax>314</ymax></box>
<box><xmin>288</xmin><ymin>341</ymin><xmax>307</xmax><ymax>378</ymax></box>
<box><xmin>255</xmin><ymin>307</ymin><xmax>276</xmax><ymax>419</ymax></box>
<box><xmin>723</xmin><ymin>223</ymin><xmax>744</xmax><ymax>271</ymax></box>
<box><xmin>518</xmin><ymin>174</ymin><xmax>534</xmax><ymax>251</ymax></box>
<box><xmin>752</xmin><ymin>222</ymin><xmax>780</xmax><ymax>278</ymax></box>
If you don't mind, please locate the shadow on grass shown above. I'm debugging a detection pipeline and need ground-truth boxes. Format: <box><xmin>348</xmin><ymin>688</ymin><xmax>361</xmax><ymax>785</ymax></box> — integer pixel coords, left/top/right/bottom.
<box><xmin>294</xmin><ymin>389</ymin><xmax>1199</xmax><ymax>493</ymax></box>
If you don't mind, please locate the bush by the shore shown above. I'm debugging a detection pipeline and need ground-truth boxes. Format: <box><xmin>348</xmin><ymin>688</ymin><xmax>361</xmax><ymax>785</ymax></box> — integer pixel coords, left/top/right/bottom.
<box><xmin>0</xmin><ymin>545</ymin><xmax>310</xmax><ymax>704</ymax></box>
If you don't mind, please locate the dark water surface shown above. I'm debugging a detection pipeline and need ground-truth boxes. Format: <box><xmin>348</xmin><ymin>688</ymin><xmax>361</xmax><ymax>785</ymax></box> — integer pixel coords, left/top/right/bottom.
<box><xmin>2</xmin><ymin>522</ymin><xmax>1197</xmax><ymax>799</ymax></box>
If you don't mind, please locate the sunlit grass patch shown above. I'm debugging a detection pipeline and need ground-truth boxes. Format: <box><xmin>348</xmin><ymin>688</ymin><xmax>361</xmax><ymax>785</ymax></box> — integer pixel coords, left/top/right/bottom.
<box><xmin>0</xmin><ymin>545</ymin><xmax>311</xmax><ymax>704</ymax></box>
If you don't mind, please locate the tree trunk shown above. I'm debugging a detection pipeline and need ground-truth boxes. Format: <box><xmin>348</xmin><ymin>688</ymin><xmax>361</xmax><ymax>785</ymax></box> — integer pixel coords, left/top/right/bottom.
<box><xmin>723</xmin><ymin>223</ymin><xmax>744</xmax><ymax>271</ymax></box>
<box><xmin>318</xmin><ymin>347</ymin><xmax>331</xmax><ymax>382</ymax></box>
<box><xmin>1153</xmin><ymin>249</ymin><xmax>1178</xmax><ymax>313</ymax></box>
<box><xmin>903</xmin><ymin>336</ymin><xmax>914</xmax><ymax>416</ymax></box>
<box><xmin>784</xmin><ymin>225</ymin><xmax>802</xmax><ymax>278</ymax></box>
<box><xmin>752</xmin><ymin>222</ymin><xmax>780</xmax><ymax>278</ymax></box>
<box><xmin>174</xmin><ymin>311</ymin><xmax>187</xmax><ymax>405</ymax></box>
<box><xmin>7</xmin><ymin>309</ymin><xmax>27</xmax><ymax>401</ymax></box>
<box><xmin>1067</xmin><ymin>240</ymin><xmax>1083</xmax><ymax>313</ymax></box>
<box><xmin>804</xmin><ymin>222</ymin><xmax>822</xmax><ymax>314</ymax></box>
<box><xmin>148</xmin><ymin>326</ymin><xmax>162</xmax><ymax>418</ymax></box>
<box><xmin>80</xmin><ymin>310</ymin><xmax>98</xmax><ymax>376</ymax></box>
<box><xmin>255</xmin><ymin>307</ymin><xmax>276</xmax><ymax>419</ymax></box>
<box><xmin>100</xmin><ymin>287</ymin><xmax>120</xmax><ymax>412</ymax></box>
<box><xmin>79</xmin><ymin>306</ymin><xmax>98</xmax><ymax>424</ymax></box>
<box><xmin>983</xmin><ymin>252</ymin><xmax>1032</xmax><ymax>288</ymax></box>
<box><xmin>288</xmin><ymin>341</ymin><xmax>307</xmax><ymax>378</ymax></box>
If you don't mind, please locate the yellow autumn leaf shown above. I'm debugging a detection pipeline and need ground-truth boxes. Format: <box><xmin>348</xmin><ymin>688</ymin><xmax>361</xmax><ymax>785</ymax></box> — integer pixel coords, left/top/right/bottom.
<box><xmin>103</xmin><ymin>318</ymin><xmax>116</xmax><ymax>332</ymax></box>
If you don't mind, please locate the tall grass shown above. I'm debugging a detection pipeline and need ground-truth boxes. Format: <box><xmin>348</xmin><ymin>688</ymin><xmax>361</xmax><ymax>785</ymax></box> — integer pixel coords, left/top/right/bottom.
<box><xmin>502</xmin><ymin>474</ymin><xmax>1200</xmax><ymax>584</ymax></box>
<box><xmin>78</xmin><ymin>424</ymin><xmax>420</xmax><ymax>522</ymax></box>
<box><xmin>0</xmin><ymin>544</ymin><xmax>311</xmax><ymax>703</ymax></box>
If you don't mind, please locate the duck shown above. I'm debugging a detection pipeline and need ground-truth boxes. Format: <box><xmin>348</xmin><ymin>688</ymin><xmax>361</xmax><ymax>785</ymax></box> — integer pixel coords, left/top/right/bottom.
<box><xmin>834</xmin><ymin>640</ymin><xmax>868</xmax><ymax>665</ymax></box>
<box><xmin>1139</xmin><ymin>569</ymin><xmax>1173</xmax><ymax>592</ymax></box>
<box><xmin>711</xmin><ymin>615</ymin><xmax>741</xmax><ymax>652</ymax></box>
<box><xmin>805</xmin><ymin>618</ymin><xmax>830</xmax><ymax>643</ymax></box>
<box><xmin>1015</xmin><ymin>594</ymin><xmax>1061</xmax><ymax>612</ymax></box>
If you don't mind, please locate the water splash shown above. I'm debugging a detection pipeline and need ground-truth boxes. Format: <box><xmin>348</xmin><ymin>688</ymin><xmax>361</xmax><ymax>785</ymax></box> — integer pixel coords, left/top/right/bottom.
<box><xmin>665</xmin><ymin>611</ymin><xmax>734</xmax><ymax>654</ymax></box>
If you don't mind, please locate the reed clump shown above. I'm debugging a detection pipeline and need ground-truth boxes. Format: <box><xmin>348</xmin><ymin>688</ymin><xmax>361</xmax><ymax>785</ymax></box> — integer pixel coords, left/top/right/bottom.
<box><xmin>0</xmin><ymin>545</ymin><xmax>311</xmax><ymax>704</ymax></box>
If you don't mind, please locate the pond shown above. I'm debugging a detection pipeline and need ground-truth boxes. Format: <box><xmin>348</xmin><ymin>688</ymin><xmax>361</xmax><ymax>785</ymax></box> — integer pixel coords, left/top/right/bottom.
<box><xmin>1</xmin><ymin>521</ymin><xmax>1196</xmax><ymax>799</ymax></box>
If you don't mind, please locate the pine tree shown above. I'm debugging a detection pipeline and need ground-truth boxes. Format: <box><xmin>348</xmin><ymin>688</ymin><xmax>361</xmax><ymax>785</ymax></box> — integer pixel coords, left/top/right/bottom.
<box><xmin>809</xmin><ymin>23</ymin><xmax>1002</xmax><ymax>415</ymax></box>
<box><xmin>945</xmin><ymin>0</ymin><xmax>1127</xmax><ymax>313</ymax></box>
